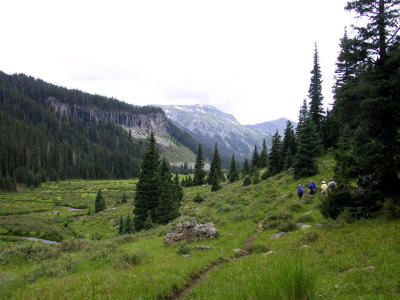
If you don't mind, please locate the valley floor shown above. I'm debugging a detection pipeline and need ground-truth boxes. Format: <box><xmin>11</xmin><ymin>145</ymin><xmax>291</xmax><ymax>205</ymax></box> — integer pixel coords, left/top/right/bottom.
<box><xmin>0</xmin><ymin>155</ymin><xmax>399</xmax><ymax>299</ymax></box>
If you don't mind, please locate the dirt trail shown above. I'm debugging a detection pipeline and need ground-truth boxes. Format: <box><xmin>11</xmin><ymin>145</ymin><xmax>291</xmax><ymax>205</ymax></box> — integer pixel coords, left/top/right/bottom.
<box><xmin>168</xmin><ymin>223</ymin><xmax>264</xmax><ymax>300</ymax></box>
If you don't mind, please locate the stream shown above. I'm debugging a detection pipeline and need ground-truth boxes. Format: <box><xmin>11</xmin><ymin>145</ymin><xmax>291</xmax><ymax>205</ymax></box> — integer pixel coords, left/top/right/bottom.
<box><xmin>21</xmin><ymin>237</ymin><xmax>60</xmax><ymax>244</ymax></box>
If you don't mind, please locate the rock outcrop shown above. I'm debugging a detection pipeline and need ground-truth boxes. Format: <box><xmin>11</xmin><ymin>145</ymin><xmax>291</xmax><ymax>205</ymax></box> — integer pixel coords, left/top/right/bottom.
<box><xmin>163</xmin><ymin>220</ymin><xmax>219</xmax><ymax>244</ymax></box>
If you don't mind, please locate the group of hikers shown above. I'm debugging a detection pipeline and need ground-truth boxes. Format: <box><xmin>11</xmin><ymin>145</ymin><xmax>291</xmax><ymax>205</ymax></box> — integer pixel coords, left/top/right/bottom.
<box><xmin>297</xmin><ymin>179</ymin><xmax>336</xmax><ymax>200</ymax></box>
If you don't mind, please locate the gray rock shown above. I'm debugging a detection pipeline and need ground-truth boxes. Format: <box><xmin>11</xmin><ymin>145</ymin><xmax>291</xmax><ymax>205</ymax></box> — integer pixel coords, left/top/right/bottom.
<box><xmin>194</xmin><ymin>245</ymin><xmax>212</xmax><ymax>250</ymax></box>
<box><xmin>262</xmin><ymin>250</ymin><xmax>276</xmax><ymax>256</ymax></box>
<box><xmin>233</xmin><ymin>248</ymin><xmax>246</xmax><ymax>255</ymax></box>
<box><xmin>300</xmin><ymin>244</ymin><xmax>309</xmax><ymax>248</ymax></box>
<box><xmin>270</xmin><ymin>232</ymin><xmax>288</xmax><ymax>240</ymax></box>
<box><xmin>301</xmin><ymin>224</ymin><xmax>312</xmax><ymax>230</ymax></box>
<box><xmin>163</xmin><ymin>220</ymin><xmax>218</xmax><ymax>244</ymax></box>
<box><xmin>183</xmin><ymin>254</ymin><xmax>190</xmax><ymax>258</ymax></box>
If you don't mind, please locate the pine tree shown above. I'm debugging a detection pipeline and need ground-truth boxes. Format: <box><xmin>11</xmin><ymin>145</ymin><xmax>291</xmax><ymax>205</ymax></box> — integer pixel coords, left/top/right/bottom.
<box><xmin>95</xmin><ymin>189</ymin><xmax>106</xmax><ymax>213</ymax></box>
<box><xmin>186</xmin><ymin>176</ymin><xmax>193</xmax><ymax>187</ymax></box>
<box><xmin>181</xmin><ymin>177</ymin><xmax>186</xmax><ymax>186</ymax></box>
<box><xmin>242</xmin><ymin>158</ymin><xmax>250</xmax><ymax>177</ymax></box>
<box><xmin>133</xmin><ymin>132</ymin><xmax>161</xmax><ymax>230</ymax></box>
<box><xmin>259</xmin><ymin>139</ymin><xmax>268</xmax><ymax>168</ymax></box>
<box><xmin>281</xmin><ymin>121</ymin><xmax>297</xmax><ymax>169</ymax></box>
<box><xmin>251</xmin><ymin>145</ymin><xmax>259</xmax><ymax>171</ymax></box>
<box><xmin>228</xmin><ymin>155</ymin><xmax>239</xmax><ymax>182</ymax></box>
<box><xmin>125</xmin><ymin>215</ymin><xmax>133</xmax><ymax>234</ymax></box>
<box><xmin>144</xmin><ymin>211</ymin><xmax>153</xmax><ymax>230</ymax></box>
<box><xmin>294</xmin><ymin>118</ymin><xmax>319</xmax><ymax>179</ymax></box>
<box><xmin>155</xmin><ymin>159</ymin><xmax>180</xmax><ymax>224</ymax></box>
<box><xmin>119</xmin><ymin>216</ymin><xmax>125</xmax><ymax>234</ymax></box>
<box><xmin>173</xmin><ymin>172</ymin><xmax>184</xmax><ymax>203</ymax></box>
<box><xmin>208</xmin><ymin>143</ymin><xmax>224</xmax><ymax>186</ymax></box>
<box><xmin>296</xmin><ymin>99</ymin><xmax>309</xmax><ymax>137</ymax></box>
<box><xmin>267</xmin><ymin>131</ymin><xmax>283</xmax><ymax>176</ymax></box>
<box><xmin>193</xmin><ymin>144</ymin><xmax>206</xmax><ymax>186</ymax></box>
<box><xmin>308</xmin><ymin>43</ymin><xmax>324</xmax><ymax>130</ymax></box>
<box><xmin>121</xmin><ymin>193</ymin><xmax>127</xmax><ymax>204</ymax></box>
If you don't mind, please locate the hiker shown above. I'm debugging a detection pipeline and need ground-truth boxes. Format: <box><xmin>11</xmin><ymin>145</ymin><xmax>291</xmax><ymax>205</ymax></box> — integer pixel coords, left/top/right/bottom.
<box><xmin>321</xmin><ymin>181</ymin><xmax>328</xmax><ymax>195</ymax></box>
<box><xmin>328</xmin><ymin>178</ymin><xmax>336</xmax><ymax>191</ymax></box>
<box><xmin>297</xmin><ymin>184</ymin><xmax>304</xmax><ymax>200</ymax></box>
<box><xmin>308</xmin><ymin>180</ymin><xmax>316</xmax><ymax>195</ymax></box>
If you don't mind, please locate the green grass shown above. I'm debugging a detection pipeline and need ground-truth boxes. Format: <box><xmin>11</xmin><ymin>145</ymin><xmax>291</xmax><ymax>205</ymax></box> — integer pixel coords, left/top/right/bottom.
<box><xmin>0</xmin><ymin>153</ymin><xmax>399</xmax><ymax>299</ymax></box>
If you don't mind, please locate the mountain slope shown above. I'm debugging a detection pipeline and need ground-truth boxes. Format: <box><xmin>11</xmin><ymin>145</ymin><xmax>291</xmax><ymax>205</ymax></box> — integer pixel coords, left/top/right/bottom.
<box><xmin>159</xmin><ymin>104</ymin><xmax>271</xmax><ymax>160</ymax></box>
<box><xmin>0</xmin><ymin>71</ymin><xmax>205</xmax><ymax>187</ymax></box>
<box><xmin>246</xmin><ymin>117</ymin><xmax>297</xmax><ymax>136</ymax></box>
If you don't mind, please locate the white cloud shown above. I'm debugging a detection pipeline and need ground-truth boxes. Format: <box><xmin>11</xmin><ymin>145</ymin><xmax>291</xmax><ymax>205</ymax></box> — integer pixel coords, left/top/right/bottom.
<box><xmin>0</xmin><ymin>0</ymin><xmax>353</xmax><ymax>124</ymax></box>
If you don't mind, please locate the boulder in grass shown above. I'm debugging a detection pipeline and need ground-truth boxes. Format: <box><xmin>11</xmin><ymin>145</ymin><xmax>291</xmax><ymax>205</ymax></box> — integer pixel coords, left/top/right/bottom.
<box><xmin>163</xmin><ymin>219</ymin><xmax>218</xmax><ymax>244</ymax></box>
<box><xmin>270</xmin><ymin>232</ymin><xmax>288</xmax><ymax>240</ymax></box>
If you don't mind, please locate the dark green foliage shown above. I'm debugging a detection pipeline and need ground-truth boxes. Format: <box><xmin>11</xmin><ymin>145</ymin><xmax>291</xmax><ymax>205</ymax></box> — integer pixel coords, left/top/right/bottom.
<box><xmin>124</xmin><ymin>215</ymin><xmax>135</xmax><ymax>234</ymax></box>
<box><xmin>119</xmin><ymin>216</ymin><xmax>125</xmax><ymax>235</ymax></box>
<box><xmin>308</xmin><ymin>44</ymin><xmax>324</xmax><ymax>130</ymax></box>
<box><xmin>94</xmin><ymin>190</ymin><xmax>106</xmax><ymax>213</ymax></box>
<box><xmin>186</xmin><ymin>176</ymin><xmax>193</xmax><ymax>187</ymax></box>
<box><xmin>193</xmin><ymin>144</ymin><xmax>206</xmax><ymax>186</ymax></box>
<box><xmin>228</xmin><ymin>155</ymin><xmax>240</xmax><ymax>183</ymax></box>
<box><xmin>251</xmin><ymin>145</ymin><xmax>259</xmax><ymax>170</ymax></box>
<box><xmin>242</xmin><ymin>158</ymin><xmax>250</xmax><ymax>177</ymax></box>
<box><xmin>297</xmin><ymin>214</ymin><xmax>314</xmax><ymax>223</ymax></box>
<box><xmin>121</xmin><ymin>193</ymin><xmax>127</xmax><ymax>204</ymax></box>
<box><xmin>155</xmin><ymin>159</ymin><xmax>180</xmax><ymax>224</ymax></box>
<box><xmin>173</xmin><ymin>172</ymin><xmax>184</xmax><ymax>203</ymax></box>
<box><xmin>208</xmin><ymin>143</ymin><xmax>224</xmax><ymax>191</ymax></box>
<box><xmin>318</xmin><ymin>185</ymin><xmax>381</xmax><ymax>219</ymax></box>
<box><xmin>248</xmin><ymin>244</ymin><xmax>269</xmax><ymax>254</ymax></box>
<box><xmin>259</xmin><ymin>139</ymin><xmax>268</xmax><ymax>168</ymax></box>
<box><xmin>267</xmin><ymin>131</ymin><xmax>283</xmax><ymax>177</ymax></box>
<box><xmin>134</xmin><ymin>132</ymin><xmax>161</xmax><ymax>230</ymax></box>
<box><xmin>294</xmin><ymin>118</ymin><xmax>319</xmax><ymax>179</ymax></box>
<box><xmin>176</xmin><ymin>242</ymin><xmax>191</xmax><ymax>255</ymax></box>
<box><xmin>281</xmin><ymin>121</ymin><xmax>297</xmax><ymax>169</ymax></box>
<box><xmin>243</xmin><ymin>176</ymin><xmax>252</xmax><ymax>186</ymax></box>
<box><xmin>301</xmin><ymin>232</ymin><xmax>319</xmax><ymax>243</ymax></box>
<box><xmin>193</xmin><ymin>193</ymin><xmax>204</xmax><ymax>203</ymax></box>
<box><xmin>119</xmin><ymin>252</ymin><xmax>145</xmax><ymax>266</ymax></box>
<box><xmin>252</xmin><ymin>170</ymin><xmax>260</xmax><ymax>185</ymax></box>
<box><xmin>144</xmin><ymin>211</ymin><xmax>154</xmax><ymax>230</ymax></box>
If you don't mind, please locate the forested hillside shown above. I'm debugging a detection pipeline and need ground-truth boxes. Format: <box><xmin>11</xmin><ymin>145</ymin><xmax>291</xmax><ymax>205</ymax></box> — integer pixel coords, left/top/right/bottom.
<box><xmin>0</xmin><ymin>72</ymin><xmax>212</xmax><ymax>190</ymax></box>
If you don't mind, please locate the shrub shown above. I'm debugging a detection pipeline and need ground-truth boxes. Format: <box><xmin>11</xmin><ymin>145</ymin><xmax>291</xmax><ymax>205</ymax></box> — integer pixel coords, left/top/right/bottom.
<box><xmin>301</xmin><ymin>232</ymin><xmax>319</xmax><ymax>243</ymax></box>
<box><xmin>249</xmin><ymin>243</ymin><xmax>269</xmax><ymax>254</ymax></box>
<box><xmin>288</xmin><ymin>202</ymin><xmax>302</xmax><ymax>212</ymax></box>
<box><xmin>176</xmin><ymin>242</ymin><xmax>191</xmax><ymax>255</ymax></box>
<box><xmin>0</xmin><ymin>243</ymin><xmax>61</xmax><ymax>265</ymax></box>
<box><xmin>382</xmin><ymin>197</ymin><xmax>400</xmax><ymax>220</ymax></box>
<box><xmin>261</xmin><ymin>171</ymin><xmax>269</xmax><ymax>180</ymax></box>
<box><xmin>243</xmin><ymin>176</ymin><xmax>252</xmax><ymax>186</ymax></box>
<box><xmin>264</xmin><ymin>212</ymin><xmax>296</xmax><ymax>232</ymax></box>
<box><xmin>61</xmin><ymin>238</ymin><xmax>89</xmax><ymax>252</ymax></box>
<box><xmin>297</xmin><ymin>214</ymin><xmax>314</xmax><ymax>223</ymax></box>
<box><xmin>119</xmin><ymin>252</ymin><xmax>146</xmax><ymax>266</ymax></box>
<box><xmin>193</xmin><ymin>194</ymin><xmax>204</xmax><ymax>203</ymax></box>
<box><xmin>277</xmin><ymin>220</ymin><xmax>297</xmax><ymax>232</ymax></box>
<box><xmin>90</xmin><ymin>232</ymin><xmax>103</xmax><ymax>241</ymax></box>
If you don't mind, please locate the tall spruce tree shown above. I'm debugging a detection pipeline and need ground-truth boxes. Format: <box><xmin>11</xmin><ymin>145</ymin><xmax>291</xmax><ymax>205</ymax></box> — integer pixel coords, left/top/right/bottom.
<box><xmin>242</xmin><ymin>158</ymin><xmax>250</xmax><ymax>177</ymax></box>
<box><xmin>296</xmin><ymin>99</ymin><xmax>309</xmax><ymax>137</ymax></box>
<box><xmin>173</xmin><ymin>172</ymin><xmax>184</xmax><ymax>203</ymax></box>
<box><xmin>119</xmin><ymin>216</ymin><xmax>125</xmax><ymax>235</ymax></box>
<box><xmin>133</xmin><ymin>132</ymin><xmax>161</xmax><ymax>230</ymax></box>
<box><xmin>294</xmin><ymin>118</ymin><xmax>319</xmax><ymax>179</ymax></box>
<box><xmin>193</xmin><ymin>144</ymin><xmax>206</xmax><ymax>186</ymax></box>
<box><xmin>259</xmin><ymin>139</ymin><xmax>268</xmax><ymax>168</ymax></box>
<box><xmin>267</xmin><ymin>131</ymin><xmax>283</xmax><ymax>176</ymax></box>
<box><xmin>251</xmin><ymin>145</ymin><xmax>259</xmax><ymax>171</ymax></box>
<box><xmin>209</xmin><ymin>143</ymin><xmax>223</xmax><ymax>191</ymax></box>
<box><xmin>95</xmin><ymin>189</ymin><xmax>106</xmax><ymax>213</ymax></box>
<box><xmin>155</xmin><ymin>159</ymin><xmax>180</xmax><ymax>224</ymax></box>
<box><xmin>308</xmin><ymin>44</ymin><xmax>324</xmax><ymax>131</ymax></box>
<box><xmin>228</xmin><ymin>155</ymin><xmax>240</xmax><ymax>182</ymax></box>
<box><xmin>281</xmin><ymin>121</ymin><xmax>297</xmax><ymax>169</ymax></box>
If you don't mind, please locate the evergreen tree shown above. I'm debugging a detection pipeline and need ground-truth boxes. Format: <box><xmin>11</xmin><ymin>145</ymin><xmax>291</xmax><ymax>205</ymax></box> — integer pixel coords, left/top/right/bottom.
<box><xmin>133</xmin><ymin>132</ymin><xmax>161</xmax><ymax>230</ymax></box>
<box><xmin>242</xmin><ymin>158</ymin><xmax>250</xmax><ymax>177</ymax></box>
<box><xmin>193</xmin><ymin>144</ymin><xmax>206</xmax><ymax>186</ymax></box>
<box><xmin>251</xmin><ymin>145</ymin><xmax>259</xmax><ymax>172</ymax></box>
<box><xmin>95</xmin><ymin>190</ymin><xmax>106</xmax><ymax>213</ymax></box>
<box><xmin>267</xmin><ymin>131</ymin><xmax>283</xmax><ymax>177</ymax></box>
<box><xmin>144</xmin><ymin>211</ymin><xmax>153</xmax><ymax>230</ymax></box>
<box><xmin>308</xmin><ymin>43</ymin><xmax>325</xmax><ymax>130</ymax></box>
<box><xmin>155</xmin><ymin>159</ymin><xmax>180</xmax><ymax>224</ymax></box>
<box><xmin>121</xmin><ymin>193</ymin><xmax>127</xmax><ymax>204</ymax></box>
<box><xmin>294</xmin><ymin>118</ymin><xmax>319</xmax><ymax>179</ymax></box>
<box><xmin>125</xmin><ymin>215</ymin><xmax>134</xmax><ymax>234</ymax></box>
<box><xmin>296</xmin><ymin>99</ymin><xmax>309</xmax><ymax>137</ymax></box>
<box><xmin>119</xmin><ymin>216</ymin><xmax>125</xmax><ymax>234</ymax></box>
<box><xmin>173</xmin><ymin>172</ymin><xmax>184</xmax><ymax>203</ymax></box>
<box><xmin>259</xmin><ymin>139</ymin><xmax>268</xmax><ymax>168</ymax></box>
<box><xmin>181</xmin><ymin>177</ymin><xmax>186</xmax><ymax>187</ymax></box>
<box><xmin>208</xmin><ymin>143</ymin><xmax>224</xmax><ymax>186</ymax></box>
<box><xmin>186</xmin><ymin>176</ymin><xmax>193</xmax><ymax>187</ymax></box>
<box><xmin>228</xmin><ymin>155</ymin><xmax>240</xmax><ymax>182</ymax></box>
<box><xmin>281</xmin><ymin>121</ymin><xmax>297</xmax><ymax>169</ymax></box>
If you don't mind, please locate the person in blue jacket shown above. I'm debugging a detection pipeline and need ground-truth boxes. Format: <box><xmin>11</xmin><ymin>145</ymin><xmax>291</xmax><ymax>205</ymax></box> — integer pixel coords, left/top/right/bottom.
<box><xmin>308</xmin><ymin>180</ymin><xmax>316</xmax><ymax>195</ymax></box>
<box><xmin>297</xmin><ymin>184</ymin><xmax>304</xmax><ymax>200</ymax></box>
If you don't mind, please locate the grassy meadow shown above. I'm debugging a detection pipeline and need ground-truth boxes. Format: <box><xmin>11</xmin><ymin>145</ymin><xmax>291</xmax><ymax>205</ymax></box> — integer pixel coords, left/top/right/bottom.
<box><xmin>0</xmin><ymin>154</ymin><xmax>399</xmax><ymax>299</ymax></box>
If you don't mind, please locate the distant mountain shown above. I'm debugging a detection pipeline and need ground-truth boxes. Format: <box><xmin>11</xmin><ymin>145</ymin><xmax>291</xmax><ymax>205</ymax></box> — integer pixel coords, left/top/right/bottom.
<box><xmin>246</xmin><ymin>118</ymin><xmax>297</xmax><ymax>136</ymax></box>
<box><xmin>159</xmin><ymin>104</ymin><xmax>271</xmax><ymax>160</ymax></box>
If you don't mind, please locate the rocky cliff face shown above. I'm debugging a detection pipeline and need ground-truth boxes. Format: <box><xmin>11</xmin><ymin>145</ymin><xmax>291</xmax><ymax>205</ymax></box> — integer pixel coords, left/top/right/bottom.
<box><xmin>45</xmin><ymin>97</ymin><xmax>170</xmax><ymax>137</ymax></box>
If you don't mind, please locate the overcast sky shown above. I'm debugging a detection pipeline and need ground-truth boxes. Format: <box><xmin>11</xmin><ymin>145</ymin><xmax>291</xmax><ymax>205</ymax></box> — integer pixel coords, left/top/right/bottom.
<box><xmin>1</xmin><ymin>0</ymin><xmax>355</xmax><ymax>124</ymax></box>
